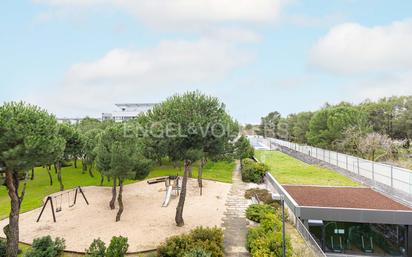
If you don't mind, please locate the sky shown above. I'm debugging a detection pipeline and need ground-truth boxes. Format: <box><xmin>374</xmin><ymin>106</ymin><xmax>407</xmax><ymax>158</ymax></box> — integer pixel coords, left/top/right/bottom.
<box><xmin>1</xmin><ymin>0</ymin><xmax>412</xmax><ymax>123</ymax></box>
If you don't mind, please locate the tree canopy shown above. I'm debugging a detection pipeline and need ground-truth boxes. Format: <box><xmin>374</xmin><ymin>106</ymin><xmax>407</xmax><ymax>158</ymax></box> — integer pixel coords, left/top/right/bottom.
<box><xmin>0</xmin><ymin>102</ymin><xmax>64</xmax><ymax>257</ymax></box>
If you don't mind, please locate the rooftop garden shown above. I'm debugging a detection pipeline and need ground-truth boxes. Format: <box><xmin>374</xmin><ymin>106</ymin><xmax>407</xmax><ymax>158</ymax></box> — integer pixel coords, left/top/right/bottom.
<box><xmin>255</xmin><ymin>150</ymin><xmax>359</xmax><ymax>187</ymax></box>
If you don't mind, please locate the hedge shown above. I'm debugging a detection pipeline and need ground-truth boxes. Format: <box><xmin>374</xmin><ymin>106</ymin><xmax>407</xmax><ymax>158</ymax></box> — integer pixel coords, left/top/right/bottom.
<box><xmin>241</xmin><ymin>159</ymin><xmax>269</xmax><ymax>183</ymax></box>
<box><xmin>246</xmin><ymin>205</ymin><xmax>293</xmax><ymax>257</ymax></box>
<box><xmin>157</xmin><ymin>227</ymin><xmax>224</xmax><ymax>257</ymax></box>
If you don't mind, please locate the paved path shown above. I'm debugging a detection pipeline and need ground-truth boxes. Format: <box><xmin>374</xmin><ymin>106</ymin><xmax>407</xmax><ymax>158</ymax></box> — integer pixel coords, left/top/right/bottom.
<box><xmin>223</xmin><ymin>161</ymin><xmax>251</xmax><ymax>257</ymax></box>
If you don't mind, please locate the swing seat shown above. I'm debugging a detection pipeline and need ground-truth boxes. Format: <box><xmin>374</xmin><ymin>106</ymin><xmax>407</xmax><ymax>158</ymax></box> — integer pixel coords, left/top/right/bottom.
<box><xmin>56</xmin><ymin>207</ymin><xmax>62</xmax><ymax>212</ymax></box>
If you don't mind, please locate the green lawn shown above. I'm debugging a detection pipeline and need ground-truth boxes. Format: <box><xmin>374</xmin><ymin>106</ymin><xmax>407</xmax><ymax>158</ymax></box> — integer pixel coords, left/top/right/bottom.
<box><xmin>0</xmin><ymin>160</ymin><xmax>235</xmax><ymax>220</ymax></box>
<box><xmin>255</xmin><ymin>150</ymin><xmax>358</xmax><ymax>186</ymax></box>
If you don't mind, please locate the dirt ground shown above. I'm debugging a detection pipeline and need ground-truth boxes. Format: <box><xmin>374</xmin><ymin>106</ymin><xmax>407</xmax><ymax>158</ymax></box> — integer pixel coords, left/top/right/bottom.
<box><xmin>0</xmin><ymin>179</ymin><xmax>230</xmax><ymax>253</ymax></box>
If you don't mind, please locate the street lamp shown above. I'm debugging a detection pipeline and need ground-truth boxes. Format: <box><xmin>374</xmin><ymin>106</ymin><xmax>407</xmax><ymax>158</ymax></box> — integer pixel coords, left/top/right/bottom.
<box><xmin>272</xmin><ymin>193</ymin><xmax>286</xmax><ymax>257</ymax></box>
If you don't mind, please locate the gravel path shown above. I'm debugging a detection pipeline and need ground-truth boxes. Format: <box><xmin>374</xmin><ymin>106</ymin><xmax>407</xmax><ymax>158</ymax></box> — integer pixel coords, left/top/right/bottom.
<box><xmin>223</xmin><ymin>161</ymin><xmax>252</xmax><ymax>257</ymax></box>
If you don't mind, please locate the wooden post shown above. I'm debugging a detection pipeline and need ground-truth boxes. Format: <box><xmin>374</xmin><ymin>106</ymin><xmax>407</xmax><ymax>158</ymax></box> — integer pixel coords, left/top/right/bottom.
<box><xmin>78</xmin><ymin>186</ymin><xmax>89</xmax><ymax>205</ymax></box>
<box><xmin>36</xmin><ymin>196</ymin><xmax>56</xmax><ymax>223</ymax></box>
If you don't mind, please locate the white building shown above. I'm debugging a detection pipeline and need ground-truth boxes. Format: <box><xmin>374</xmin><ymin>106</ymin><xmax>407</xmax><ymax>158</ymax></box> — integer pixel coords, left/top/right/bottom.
<box><xmin>102</xmin><ymin>103</ymin><xmax>156</xmax><ymax>122</ymax></box>
<box><xmin>57</xmin><ymin>118</ymin><xmax>83</xmax><ymax>124</ymax></box>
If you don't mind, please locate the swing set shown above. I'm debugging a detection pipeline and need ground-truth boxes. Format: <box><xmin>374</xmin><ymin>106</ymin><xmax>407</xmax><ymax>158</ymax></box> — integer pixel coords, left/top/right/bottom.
<box><xmin>36</xmin><ymin>186</ymin><xmax>89</xmax><ymax>223</ymax></box>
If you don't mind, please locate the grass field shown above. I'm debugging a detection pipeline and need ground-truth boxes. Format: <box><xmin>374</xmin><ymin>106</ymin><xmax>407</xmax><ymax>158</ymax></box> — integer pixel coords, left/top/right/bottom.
<box><xmin>255</xmin><ymin>150</ymin><xmax>358</xmax><ymax>186</ymax></box>
<box><xmin>0</xmin><ymin>160</ymin><xmax>235</xmax><ymax>220</ymax></box>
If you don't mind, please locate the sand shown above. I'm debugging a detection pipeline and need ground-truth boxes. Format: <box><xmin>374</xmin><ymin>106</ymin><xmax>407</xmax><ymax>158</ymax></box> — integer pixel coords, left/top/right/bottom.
<box><xmin>0</xmin><ymin>178</ymin><xmax>231</xmax><ymax>253</ymax></box>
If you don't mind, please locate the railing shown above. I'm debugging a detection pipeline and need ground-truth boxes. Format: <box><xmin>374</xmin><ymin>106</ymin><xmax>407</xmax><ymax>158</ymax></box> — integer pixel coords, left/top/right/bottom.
<box><xmin>258</xmin><ymin>137</ymin><xmax>412</xmax><ymax>196</ymax></box>
<box><xmin>295</xmin><ymin>218</ymin><xmax>327</xmax><ymax>257</ymax></box>
<box><xmin>264</xmin><ymin>173</ymin><xmax>327</xmax><ymax>257</ymax></box>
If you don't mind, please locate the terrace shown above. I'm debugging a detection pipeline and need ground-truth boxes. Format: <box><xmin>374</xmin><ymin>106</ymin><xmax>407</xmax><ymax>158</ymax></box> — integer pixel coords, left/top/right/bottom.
<box><xmin>258</xmin><ymin>149</ymin><xmax>412</xmax><ymax>257</ymax></box>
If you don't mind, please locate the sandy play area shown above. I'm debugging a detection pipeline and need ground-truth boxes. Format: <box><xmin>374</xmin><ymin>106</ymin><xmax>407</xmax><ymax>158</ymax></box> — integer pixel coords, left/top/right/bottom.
<box><xmin>0</xmin><ymin>178</ymin><xmax>231</xmax><ymax>253</ymax></box>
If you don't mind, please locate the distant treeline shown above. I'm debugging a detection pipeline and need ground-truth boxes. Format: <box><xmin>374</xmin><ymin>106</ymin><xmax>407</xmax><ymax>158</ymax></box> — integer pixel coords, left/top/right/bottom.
<box><xmin>253</xmin><ymin>96</ymin><xmax>412</xmax><ymax>161</ymax></box>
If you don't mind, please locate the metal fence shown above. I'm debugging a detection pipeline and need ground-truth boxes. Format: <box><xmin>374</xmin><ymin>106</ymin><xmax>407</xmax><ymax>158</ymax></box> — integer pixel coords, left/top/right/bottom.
<box><xmin>295</xmin><ymin>217</ymin><xmax>327</xmax><ymax>257</ymax></box>
<box><xmin>258</xmin><ymin>137</ymin><xmax>412</xmax><ymax>196</ymax></box>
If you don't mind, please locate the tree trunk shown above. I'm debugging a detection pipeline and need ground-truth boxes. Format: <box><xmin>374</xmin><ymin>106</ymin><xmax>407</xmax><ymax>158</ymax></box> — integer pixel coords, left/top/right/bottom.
<box><xmin>82</xmin><ymin>159</ymin><xmax>87</xmax><ymax>174</ymax></box>
<box><xmin>4</xmin><ymin>171</ymin><xmax>20</xmax><ymax>257</ymax></box>
<box><xmin>188</xmin><ymin>164</ymin><xmax>193</xmax><ymax>178</ymax></box>
<box><xmin>175</xmin><ymin>160</ymin><xmax>190</xmax><ymax>227</ymax></box>
<box><xmin>47</xmin><ymin>165</ymin><xmax>53</xmax><ymax>186</ymax></box>
<box><xmin>57</xmin><ymin>161</ymin><xmax>64</xmax><ymax>191</ymax></box>
<box><xmin>88</xmin><ymin>162</ymin><xmax>94</xmax><ymax>178</ymax></box>
<box><xmin>198</xmin><ymin>159</ymin><xmax>205</xmax><ymax>196</ymax></box>
<box><xmin>74</xmin><ymin>158</ymin><xmax>77</xmax><ymax>168</ymax></box>
<box><xmin>19</xmin><ymin>171</ymin><xmax>30</xmax><ymax>207</ymax></box>
<box><xmin>30</xmin><ymin>168</ymin><xmax>34</xmax><ymax>180</ymax></box>
<box><xmin>100</xmin><ymin>173</ymin><xmax>104</xmax><ymax>186</ymax></box>
<box><xmin>116</xmin><ymin>179</ymin><xmax>124</xmax><ymax>222</ymax></box>
<box><xmin>54</xmin><ymin>163</ymin><xmax>58</xmax><ymax>174</ymax></box>
<box><xmin>109</xmin><ymin>177</ymin><xmax>117</xmax><ymax>210</ymax></box>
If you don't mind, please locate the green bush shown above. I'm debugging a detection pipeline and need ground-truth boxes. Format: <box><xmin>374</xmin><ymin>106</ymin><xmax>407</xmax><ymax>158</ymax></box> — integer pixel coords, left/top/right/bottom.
<box><xmin>246</xmin><ymin>204</ymin><xmax>277</xmax><ymax>223</ymax></box>
<box><xmin>0</xmin><ymin>238</ymin><xmax>6</xmax><ymax>257</ymax></box>
<box><xmin>157</xmin><ymin>227</ymin><xmax>224</xmax><ymax>257</ymax></box>
<box><xmin>184</xmin><ymin>247</ymin><xmax>212</xmax><ymax>257</ymax></box>
<box><xmin>106</xmin><ymin>236</ymin><xmax>129</xmax><ymax>257</ymax></box>
<box><xmin>24</xmin><ymin>236</ymin><xmax>65</xmax><ymax>257</ymax></box>
<box><xmin>244</xmin><ymin>188</ymin><xmax>278</xmax><ymax>206</ymax></box>
<box><xmin>85</xmin><ymin>238</ymin><xmax>106</xmax><ymax>257</ymax></box>
<box><xmin>241</xmin><ymin>159</ymin><xmax>268</xmax><ymax>183</ymax></box>
<box><xmin>248</xmin><ymin>228</ymin><xmax>292</xmax><ymax>257</ymax></box>
<box><xmin>247</xmin><ymin>212</ymin><xmax>292</xmax><ymax>257</ymax></box>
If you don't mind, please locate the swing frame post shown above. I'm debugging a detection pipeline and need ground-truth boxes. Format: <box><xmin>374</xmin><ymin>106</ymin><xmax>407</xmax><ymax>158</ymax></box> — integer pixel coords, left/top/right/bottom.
<box><xmin>36</xmin><ymin>196</ymin><xmax>56</xmax><ymax>223</ymax></box>
<box><xmin>74</xmin><ymin>186</ymin><xmax>89</xmax><ymax>205</ymax></box>
<box><xmin>36</xmin><ymin>186</ymin><xmax>89</xmax><ymax>224</ymax></box>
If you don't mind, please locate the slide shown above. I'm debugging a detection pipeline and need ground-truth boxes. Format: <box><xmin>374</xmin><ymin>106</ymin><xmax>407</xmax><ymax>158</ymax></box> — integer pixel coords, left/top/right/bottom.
<box><xmin>162</xmin><ymin>186</ymin><xmax>173</xmax><ymax>207</ymax></box>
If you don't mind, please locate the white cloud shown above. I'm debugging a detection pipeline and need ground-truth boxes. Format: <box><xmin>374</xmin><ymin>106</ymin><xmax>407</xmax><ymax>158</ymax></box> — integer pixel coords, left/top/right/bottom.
<box><xmin>27</xmin><ymin>38</ymin><xmax>253</xmax><ymax>117</ymax></box>
<box><xmin>284</xmin><ymin>13</ymin><xmax>345</xmax><ymax>28</ymax></box>
<box><xmin>33</xmin><ymin>0</ymin><xmax>284</xmax><ymax>29</ymax></box>
<box><xmin>346</xmin><ymin>72</ymin><xmax>412</xmax><ymax>101</ymax></box>
<box><xmin>309</xmin><ymin>19</ymin><xmax>412</xmax><ymax>75</ymax></box>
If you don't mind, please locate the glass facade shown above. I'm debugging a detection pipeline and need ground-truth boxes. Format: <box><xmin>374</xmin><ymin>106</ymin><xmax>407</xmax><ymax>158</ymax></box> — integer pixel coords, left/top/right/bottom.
<box><xmin>309</xmin><ymin>221</ymin><xmax>407</xmax><ymax>256</ymax></box>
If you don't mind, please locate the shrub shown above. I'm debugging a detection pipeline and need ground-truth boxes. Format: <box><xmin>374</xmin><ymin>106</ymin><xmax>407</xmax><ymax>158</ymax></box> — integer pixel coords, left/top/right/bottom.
<box><xmin>241</xmin><ymin>159</ymin><xmax>268</xmax><ymax>183</ymax></box>
<box><xmin>85</xmin><ymin>238</ymin><xmax>106</xmax><ymax>257</ymax></box>
<box><xmin>184</xmin><ymin>247</ymin><xmax>212</xmax><ymax>257</ymax></box>
<box><xmin>0</xmin><ymin>238</ymin><xmax>6</xmax><ymax>257</ymax></box>
<box><xmin>106</xmin><ymin>236</ymin><xmax>129</xmax><ymax>257</ymax></box>
<box><xmin>248</xmin><ymin>229</ymin><xmax>292</xmax><ymax>257</ymax></box>
<box><xmin>157</xmin><ymin>227</ymin><xmax>224</xmax><ymax>257</ymax></box>
<box><xmin>24</xmin><ymin>236</ymin><xmax>65</xmax><ymax>257</ymax></box>
<box><xmin>190</xmin><ymin>227</ymin><xmax>223</xmax><ymax>248</ymax></box>
<box><xmin>157</xmin><ymin>234</ymin><xmax>193</xmax><ymax>257</ymax></box>
<box><xmin>244</xmin><ymin>188</ymin><xmax>279</xmax><ymax>207</ymax></box>
<box><xmin>246</xmin><ymin>204</ymin><xmax>277</xmax><ymax>223</ymax></box>
<box><xmin>247</xmin><ymin>211</ymin><xmax>292</xmax><ymax>257</ymax></box>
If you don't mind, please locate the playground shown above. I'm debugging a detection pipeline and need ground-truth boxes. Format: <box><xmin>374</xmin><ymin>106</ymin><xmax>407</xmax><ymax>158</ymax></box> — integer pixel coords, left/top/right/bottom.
<box><xmin>0</xmin><ymin>178</ymin><xmax>230</xmax><ymax>253</ymax></box>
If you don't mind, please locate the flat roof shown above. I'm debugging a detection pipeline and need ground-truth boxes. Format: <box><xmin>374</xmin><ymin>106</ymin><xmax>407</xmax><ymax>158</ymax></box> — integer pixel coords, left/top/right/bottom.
<box><xmin>284</xmin><ymin>185</ymin><xmax>411</xmax><ymax>211</ymax></box>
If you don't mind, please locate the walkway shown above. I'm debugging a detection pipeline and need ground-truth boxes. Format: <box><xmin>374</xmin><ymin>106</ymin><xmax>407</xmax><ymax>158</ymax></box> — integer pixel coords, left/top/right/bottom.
<box><xmin>223</xmin><ymin>161</ymin><xmax>251</xmax><ymax>257</ymax></box>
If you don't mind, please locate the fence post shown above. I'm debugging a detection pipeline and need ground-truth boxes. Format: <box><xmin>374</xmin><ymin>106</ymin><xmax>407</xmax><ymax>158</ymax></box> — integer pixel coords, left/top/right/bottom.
<box><xmin>390</xmin><ymin>166</ymin><xmax>393</xmax><ymax>188</ymax></box>
<box><xmin>329</xmin><ymin>151</ymin><xmax>331</xmax><ymax>163</ymax></box>
<box><xmin>346</xmin><ymin>155</ymin><xmax>348</xmax><ymax>170</ymax></box>
<box><xmin>336</xmin><ymin>152</ymin><xmax>339</xmax><ymax>166</ymax></box>
<box><xmin>357</xmin><ymin>158</ymin><xmax>360</xmax><ymax>175</ymax></box>
<box><xmin>372</xmin><ymin>162</ymin><xmax>375</xmax><ymax>183</ymax></box>
<box><xmin>323</xmin><ymin>150</ymin><xmax>325</xmax><ymax>161</ymax></box>
<box><xmin>316</xmin><ymin>148</ymin><xmax>318</xmax><ymax>158</ymax></box>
